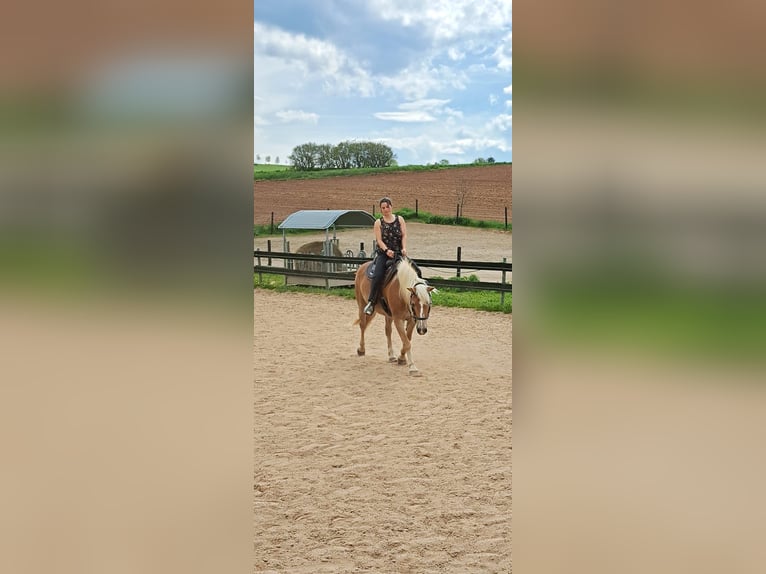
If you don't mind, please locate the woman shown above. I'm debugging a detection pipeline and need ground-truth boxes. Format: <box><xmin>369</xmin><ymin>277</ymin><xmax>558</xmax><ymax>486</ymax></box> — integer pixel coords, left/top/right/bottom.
<box><xmin>364</xmin><ymin>197</ymin><xmax>408</xmax><ymax>315</ymax></box>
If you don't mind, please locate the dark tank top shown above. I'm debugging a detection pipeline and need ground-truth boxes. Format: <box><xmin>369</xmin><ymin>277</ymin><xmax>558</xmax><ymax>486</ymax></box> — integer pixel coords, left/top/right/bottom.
<box><xmin>380</xmin><ymin>216</ymin><xmax>403</xmax><ymax>252</ymax></box>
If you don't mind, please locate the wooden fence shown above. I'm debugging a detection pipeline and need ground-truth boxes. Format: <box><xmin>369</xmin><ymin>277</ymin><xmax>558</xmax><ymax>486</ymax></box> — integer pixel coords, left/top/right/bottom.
<box><xmin>254</xmin><ymin>250</ymin><xmax>512</xmax><ymax>297</ymax></box>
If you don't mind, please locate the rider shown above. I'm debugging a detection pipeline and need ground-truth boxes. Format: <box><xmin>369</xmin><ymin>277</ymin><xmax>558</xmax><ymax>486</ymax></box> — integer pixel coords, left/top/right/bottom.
<box><xmin>364</xmin><ymin>197</ymin><xmax>408</xmax><ymax>315</ymax></box>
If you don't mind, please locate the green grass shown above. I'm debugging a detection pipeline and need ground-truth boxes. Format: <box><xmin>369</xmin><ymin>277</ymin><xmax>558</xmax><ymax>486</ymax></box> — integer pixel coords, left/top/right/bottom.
<box><xmin>253</xmin><ymin>163</ymin><xmax>290</xmax><ymax>175</ymax></box>
<box><xmin>254</xmin><ymin>162</ymin><xmax>511</xmax><ymax>181</ymax></box>
<box><xmin>253</xmin><ymin>272</ymin><xmax>511</xmax><ymax>313</ymax></box>
<box><xmin>396</xmin><ymin>207</ymin><xmax>511</xmax><ymax>231</ymax></box>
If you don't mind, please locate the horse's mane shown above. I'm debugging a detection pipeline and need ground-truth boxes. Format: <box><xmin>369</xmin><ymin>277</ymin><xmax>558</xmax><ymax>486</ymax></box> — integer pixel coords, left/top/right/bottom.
<box><xmin>396</xmin><ymin>258</ymin><xmax>428</xmax><ymax>303</ymax></box>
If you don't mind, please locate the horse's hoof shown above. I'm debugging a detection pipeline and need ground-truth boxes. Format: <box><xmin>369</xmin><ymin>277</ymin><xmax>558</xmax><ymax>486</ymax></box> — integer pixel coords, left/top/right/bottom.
<box><xmin>409</xmin><ymin>369</ymin><xmax>421</xmax><ymax>377</ymax></box>
<box><xmin>388</xmin><ymin>356</ymin><xmax>398</xmax><ymax>363</ymax></box>
<box><xmin>397</xmin><ymin>357</ymin><xmax>407</xmax><ymax>365</ymax></box>
<box><xmin>357</xmin><ymin>349</ymin><xmax>365</xmax><ymax>356</ymax></box>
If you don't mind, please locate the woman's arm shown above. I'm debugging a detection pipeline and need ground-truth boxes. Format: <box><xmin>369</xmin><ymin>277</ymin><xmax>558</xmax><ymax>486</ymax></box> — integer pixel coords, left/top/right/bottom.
<box><xmin>399</xmin><ymin>216</ymin><xmax>407</xmax><ymax>256</ymax></box>
<box><xmin>373</xmin><ymin>220</ymin><xmax>386</xmax><ymax>252</ymax></box>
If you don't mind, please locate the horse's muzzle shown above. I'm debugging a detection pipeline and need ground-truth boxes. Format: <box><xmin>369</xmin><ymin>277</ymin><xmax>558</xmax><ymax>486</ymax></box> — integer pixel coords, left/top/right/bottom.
<box><xmin>417</xmin><ymin>322</ymin><xmax>428</xmax><ymax>335</ymax></box>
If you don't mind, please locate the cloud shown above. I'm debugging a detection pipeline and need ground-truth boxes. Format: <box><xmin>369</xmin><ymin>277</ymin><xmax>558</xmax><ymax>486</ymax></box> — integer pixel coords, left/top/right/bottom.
<box><xmin>489</xmin><ymin>94</ymin><xmax>498</xmax><ymax>105</ymax></box>
<box><xmin>254</xmin><ymin>115</ymin><xmax>270</xmax><ymax>126</ymax></box>
<box><xmin>275</xmin><ymin>109</ymin><xmax>319</xmax><ymax>123</ymax></box>
<box><xmin>398</xmin><ymin>98</ymin><xmax>451</xmax><ymax>111</ymax></box>
<box><xmin>379</xmin><ymin>62</ymin><xmax>468</xmax><ymax>100</ymax></box>
<box><xmin>374</xmin><ymin>111</ymin><xmax>437</xmax><ymax>122</ymax></box>
<box><xmin>503</xmin><ymin>84</ymin><xmax>512</xmax><ymax>94</ymax></box>
<box><xmin>487</xmin><ymin>113</ymin><xmax>512</xmax><ymax>131</ymax></box>
<box><xmin>254</xmin><ymin>22</ymin><xmax>375</xmax><ymax>97</ymax></box>
<box><xmin>375</xmin><ymin>98</ymin><xmax>457</xmax><ymax>122</ymax></box>
<box><xmin>493</xmin><ymin>32</ymin><xmax>513</xmax><ymax>70</ymax></box>
<box><xmin>369</xmin><ymin>0</ymin><xmax>512</xmax><ymax>41</ymax></box>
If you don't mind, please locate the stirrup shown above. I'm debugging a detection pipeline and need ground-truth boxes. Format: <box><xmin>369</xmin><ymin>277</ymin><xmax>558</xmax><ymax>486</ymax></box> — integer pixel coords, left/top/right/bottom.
<box><xmin>364</xmin><ymin>301</ymin><xmax>375</xmax><ymax>315</ymax></box>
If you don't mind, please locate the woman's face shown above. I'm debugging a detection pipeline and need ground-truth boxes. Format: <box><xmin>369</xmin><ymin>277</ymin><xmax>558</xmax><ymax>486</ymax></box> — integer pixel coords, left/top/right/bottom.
<box><xmin>380</xmin><ymin>202</ymin><xmax>392</xmax><ymax>214</ymax></box>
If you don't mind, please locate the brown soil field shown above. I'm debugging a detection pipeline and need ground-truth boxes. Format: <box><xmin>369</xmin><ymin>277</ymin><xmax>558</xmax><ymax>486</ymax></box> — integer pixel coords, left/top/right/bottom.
<box><xmin>254</xmin><ymin>164</ymin><xmax>512</xmax><ymax>226</ymax></box>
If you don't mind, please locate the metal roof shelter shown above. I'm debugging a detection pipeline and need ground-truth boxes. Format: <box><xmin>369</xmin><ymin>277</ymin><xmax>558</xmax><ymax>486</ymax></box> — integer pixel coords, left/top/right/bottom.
<box><xmin>278</xmin><ymin>209</ymin><xmax>375</xmax><ymax>252</ymax></box>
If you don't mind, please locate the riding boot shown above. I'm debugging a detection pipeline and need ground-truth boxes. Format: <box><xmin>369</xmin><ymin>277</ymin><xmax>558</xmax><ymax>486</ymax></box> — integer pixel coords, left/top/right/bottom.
<box><xmin>364</xmin><ymin>284</ymin><xmax>380</xmax><ymax>315</ymax></box>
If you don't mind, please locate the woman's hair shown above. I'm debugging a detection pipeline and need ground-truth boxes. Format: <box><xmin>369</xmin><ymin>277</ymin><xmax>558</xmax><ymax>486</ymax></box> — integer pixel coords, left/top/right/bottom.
<box><xmin>379</xmin><ymin>197</ymin><xmax>392</xmax><ymax>206</ymax></box>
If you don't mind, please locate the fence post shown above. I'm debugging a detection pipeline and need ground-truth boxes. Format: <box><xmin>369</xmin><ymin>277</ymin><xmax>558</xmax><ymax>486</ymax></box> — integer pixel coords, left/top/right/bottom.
<box><xmin>256</xmin><ymin>249</ymin><xmax>262</xmax><ymax>284</ymax></box>
<box><xmin>267</xmin><ymin>239</ymin><xmax>271</xmax><ymax>265</ymax></box>
<box><xmin>372</xmin><ymin>204</ymin><xmax>376</xmax><ymax>217</ymax></box>
<box><xmin>416</xmin><ymin>199</ymin><xmax>419</xmax><ymax>217</ymax></box>
<box><xmin>504</xmin><ymin>207</ymin><xmax>508</xmax><ymax>230</ymax></box>
<box><xmin>456</xmin><ymin>203</ymin><xmax>460</xmax><ymax>223</ymax></box>
<box><xmin>500</xmin><ymin>257</ymin><xmax>506</xmax><ymax>306</ymax></box>
<box><xmin>456</xmin><ymin>246</ymin><xmax>462</xmax><ymax>278</ymax></box>
<box><xmin>270</xmin><ymin>212</ymin><xmax>274</xmax><ymax>234</ymax></box>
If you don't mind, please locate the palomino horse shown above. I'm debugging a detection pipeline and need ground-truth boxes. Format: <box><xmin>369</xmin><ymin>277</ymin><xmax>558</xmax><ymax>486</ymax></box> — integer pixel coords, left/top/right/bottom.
<box><xmin>354</xmin><ymin>256</ymin><xmax>434</xmax><ymax>376</ymax></box>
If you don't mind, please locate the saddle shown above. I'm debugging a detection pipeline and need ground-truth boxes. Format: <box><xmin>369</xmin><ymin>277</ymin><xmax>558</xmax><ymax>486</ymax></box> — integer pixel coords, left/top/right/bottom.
<box><xmin>365</xmin><ymin>256</ymin><xmax>399</xmax><ymax>286</ymax></box>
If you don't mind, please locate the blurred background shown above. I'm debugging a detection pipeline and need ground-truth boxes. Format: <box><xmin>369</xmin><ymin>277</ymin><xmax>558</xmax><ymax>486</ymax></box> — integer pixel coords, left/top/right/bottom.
<box><xmin>514</xmin><ymin>0</ymin><xmax>766</xmax><ymax>572</ymax></box>
<box><xmin>0</xmin><ymin>1</ymin><xmax>253</xmax><ymax>572</ymax></box>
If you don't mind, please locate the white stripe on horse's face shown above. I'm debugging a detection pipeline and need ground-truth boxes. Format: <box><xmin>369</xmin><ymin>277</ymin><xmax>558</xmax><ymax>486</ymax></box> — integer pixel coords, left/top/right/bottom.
<box><xmin>412</xmin><ymin>283</ymin><xmax>431</xmax><ymax>335</ymax></box>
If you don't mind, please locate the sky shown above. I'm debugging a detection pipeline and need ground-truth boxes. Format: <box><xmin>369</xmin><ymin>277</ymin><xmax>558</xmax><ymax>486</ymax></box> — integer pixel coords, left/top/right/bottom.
<box><xmin>254</xmin><ymin>0</ymin><xmax>512</xmax><ymax>166</ymax></box>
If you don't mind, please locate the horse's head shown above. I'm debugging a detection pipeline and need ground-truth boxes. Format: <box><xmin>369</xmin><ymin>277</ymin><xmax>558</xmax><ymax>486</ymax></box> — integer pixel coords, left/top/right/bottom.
<box><xmin>407</xmin><ymin>281</ymin><xmax>434</xmax><ymax>335</ymax></box>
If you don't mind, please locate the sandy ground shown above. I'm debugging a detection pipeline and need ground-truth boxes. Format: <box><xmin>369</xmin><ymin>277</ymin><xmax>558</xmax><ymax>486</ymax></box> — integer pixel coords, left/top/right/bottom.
<box><xmin>255</xmin><ymin>222</ymin><xmax>512</xmax><ymax>283</ymax></box>
<box><xmin>254</xmin><ymin>289</ymin><xmax>512</xmax><ymax>573</ymax></box>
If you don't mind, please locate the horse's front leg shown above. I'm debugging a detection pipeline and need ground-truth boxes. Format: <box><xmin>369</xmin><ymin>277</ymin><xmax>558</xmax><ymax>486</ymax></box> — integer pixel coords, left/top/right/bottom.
<box><xmin>405</xmin><ymin>318</ymin><xmax>415</xmax><ymax>342</ymax></box>
<box><xmin>394</xmin><ymin>319</ymin><xmax>419</xmax><ymax>376</ymax></box>
<box><xmin>385</xmin><ymin>316</ymin><xmax>397</xmax><ymax>362</ymax></box>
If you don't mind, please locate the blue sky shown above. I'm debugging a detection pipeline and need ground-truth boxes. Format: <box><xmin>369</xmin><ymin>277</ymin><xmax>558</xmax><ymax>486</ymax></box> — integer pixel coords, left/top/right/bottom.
<box><xmin>254</xmin><ymin>0</ymin><xmax>512</xmax><ymax>166</ymax></box>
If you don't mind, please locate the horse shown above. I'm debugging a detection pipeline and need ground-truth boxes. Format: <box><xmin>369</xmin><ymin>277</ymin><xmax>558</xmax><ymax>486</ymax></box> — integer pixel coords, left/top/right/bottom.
<box><xmin>353</xmin><ymin>255</ymin><xmax>434</xmax><ymax>376</ymax></box>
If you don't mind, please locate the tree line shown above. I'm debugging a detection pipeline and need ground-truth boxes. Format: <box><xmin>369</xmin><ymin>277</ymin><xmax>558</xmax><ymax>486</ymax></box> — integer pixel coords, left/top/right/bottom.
<box><xmin>288</xmin><ymin>141</ymin><xmax>396</xmax><ymax>171</ymax></box>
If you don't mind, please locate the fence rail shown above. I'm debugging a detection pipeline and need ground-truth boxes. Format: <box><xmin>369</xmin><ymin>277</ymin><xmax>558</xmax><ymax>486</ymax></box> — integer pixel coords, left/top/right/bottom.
<box><xmin>254</xmin><ymin>250</ymin><xmax>512</xmax><ymax>293</ymax></box>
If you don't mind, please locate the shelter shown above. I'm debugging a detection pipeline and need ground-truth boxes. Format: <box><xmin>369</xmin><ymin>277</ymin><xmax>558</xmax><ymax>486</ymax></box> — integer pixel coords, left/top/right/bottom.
<box><xmin>278</xmin><ymin>209</ymin><xmax>376</xmax><ymax>287</ymax></box>
<box><xmin>278</xmin><ymin>209</ymin><xmax>376</xmax><ymax>252</ymax></box>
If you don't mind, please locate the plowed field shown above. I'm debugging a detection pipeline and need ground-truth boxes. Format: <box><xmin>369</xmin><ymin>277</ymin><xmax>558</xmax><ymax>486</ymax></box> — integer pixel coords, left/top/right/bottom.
<box><xmin>254</xmin><ymin>164</ymin><xmax>512</xmax><ymax>226</ymax></box>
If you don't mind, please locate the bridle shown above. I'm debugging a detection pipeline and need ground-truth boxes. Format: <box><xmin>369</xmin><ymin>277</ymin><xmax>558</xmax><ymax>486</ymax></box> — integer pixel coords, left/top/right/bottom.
<box><xmin>409</xmin><ymin>281</ymin><xmax>431</xmax><ymax>321</ymax></box>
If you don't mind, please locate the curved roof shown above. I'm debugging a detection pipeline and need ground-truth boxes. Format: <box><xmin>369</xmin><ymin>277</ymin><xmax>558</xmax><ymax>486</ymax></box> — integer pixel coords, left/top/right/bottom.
<box><xmin>278</xmin><ymin>209</ymin><xmax>376</xmax><ymax>230</ymax></box>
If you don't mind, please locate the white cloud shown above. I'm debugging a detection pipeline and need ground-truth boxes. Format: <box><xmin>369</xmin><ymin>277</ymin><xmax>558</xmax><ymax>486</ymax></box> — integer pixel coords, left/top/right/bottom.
<box><xmin>375</xmin><ymin>99</ymin><xmax>459</xmax><ymax>123</ymax></box>
<box><xmin>487</xmin><ymin>113</ymin><xmax>512</xmax><ymax>131</ymax></box>
<box><xmin>493</xmin><ymin>32</ymin><xmax>513</xmax><ymax>71</ymax></box>
<box><xmin>275</xmin><ymin>109</ymin><xmax>319</xmax><ymax>123</ymax></box>
<box><xmin>379</xmin><ymin>62</ymin><xmax>467</xmax><ymax>100</ymax></box>
<box><xmin>254</xmin><ymin>115</ymin><xmax>270</xmax><ymax>126</ymax></box>
<box><xmin>398</xmin><ymin>98</ymin><xmax>451</xmax><ymax>111</ymax></box>
<box><xmin>503</xmin><ymin>84</ymin><xmax>512</xmax><ymax>94</ymax></box>
<box><xmin>254</xmin><ymin>22</ymin><xmax>375</xmax><ymax>97</ymax></box>
<box><xmin>374</xmin><ymin>111</ymin><xmax>437</xmax><ymax>122</ymax></box>
<box><xmin>369</xmin><ymin>0</ymin><xmax>512</xmax><ymax>41</ymax></box>
<box><xmin>489</xmin><ymin>94</ymin><xmax>498</xmax><ymax>105</ymax></box>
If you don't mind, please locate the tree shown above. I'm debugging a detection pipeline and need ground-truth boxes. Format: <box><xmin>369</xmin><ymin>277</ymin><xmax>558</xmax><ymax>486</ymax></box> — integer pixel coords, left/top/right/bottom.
<box><xmin>288</xmin><ymin>143</ymin><xmax>320</xmax><ymax>170</ymax></box>
<box><xmin>265</xmin><ymin>155</ymin><xmax>271</xmax><ymax>163</ymax></box>
<box><xmin>455</xmin><ymin>178</ymin><xmax>471</xmax><ymax>219</ymax></box>
<box><xmin>487</xmin><ymin>157</ymin><xmax>495</xmax><ymax>164</ymax></box>
<box><xmin>439</xmin><ymin>159</ymin><xmax>449</xmax><ymax>165</ymax></box>
<box><xmin>288</xmin><ymin>140</ymin><xmax>396</xmax><ymax>170</ymax></box>
<box><xmin>317</xmin><ymin>143</ymin><xmax>335</xmax><ymax>169</ymax></box>
<box><xmin>334</xmin><ymin>141</ymin><xmax>354</xmax><ymax>169</ymax></box>
<box><xmin>275</xmin><ymin>156</ymin><xmax>280</xmax><ymax>164</ymax></box>
<box><xmin>256</xmin><ymin>154</ymin><xmax>261</xmax><ymax>161</ymax></box>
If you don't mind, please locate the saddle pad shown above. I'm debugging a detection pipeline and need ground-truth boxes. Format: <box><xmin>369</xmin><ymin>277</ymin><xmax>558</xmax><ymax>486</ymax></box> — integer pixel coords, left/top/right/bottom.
<box><xmin>365</xmin><ymin>258</ymin><xmax>396</xmax><ymax>280</ymax></box>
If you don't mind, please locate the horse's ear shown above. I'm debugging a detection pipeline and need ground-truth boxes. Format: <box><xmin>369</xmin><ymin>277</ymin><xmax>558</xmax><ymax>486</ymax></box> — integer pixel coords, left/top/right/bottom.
<box><xmin>407</xmin><ymin>287</ymin><xmax>416</xmax><ymax>295</ymax></box>
<box><xmin>427</xmin><ymin>286</ymin><xmax>435</xmax><ymax>293</ymax></box>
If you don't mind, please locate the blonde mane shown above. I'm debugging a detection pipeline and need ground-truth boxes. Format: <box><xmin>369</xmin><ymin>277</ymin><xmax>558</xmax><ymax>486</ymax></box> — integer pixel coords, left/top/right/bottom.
<box><xmin>396</xmin><ymin>259</ymin><xmax>427</xmax><ymax>303</ymax></box>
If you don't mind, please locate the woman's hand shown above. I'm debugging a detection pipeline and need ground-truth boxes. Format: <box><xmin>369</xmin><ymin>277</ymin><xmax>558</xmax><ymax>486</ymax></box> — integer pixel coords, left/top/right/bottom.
<box><xmin>386</xmin><ymin>249</ymin><xmax>394</xmax><ymax>258</ymax></box>
<box><xmin>401</xmin><ymin>248</ymin><xmax>407</xmax><ymax>257</ymax></box>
